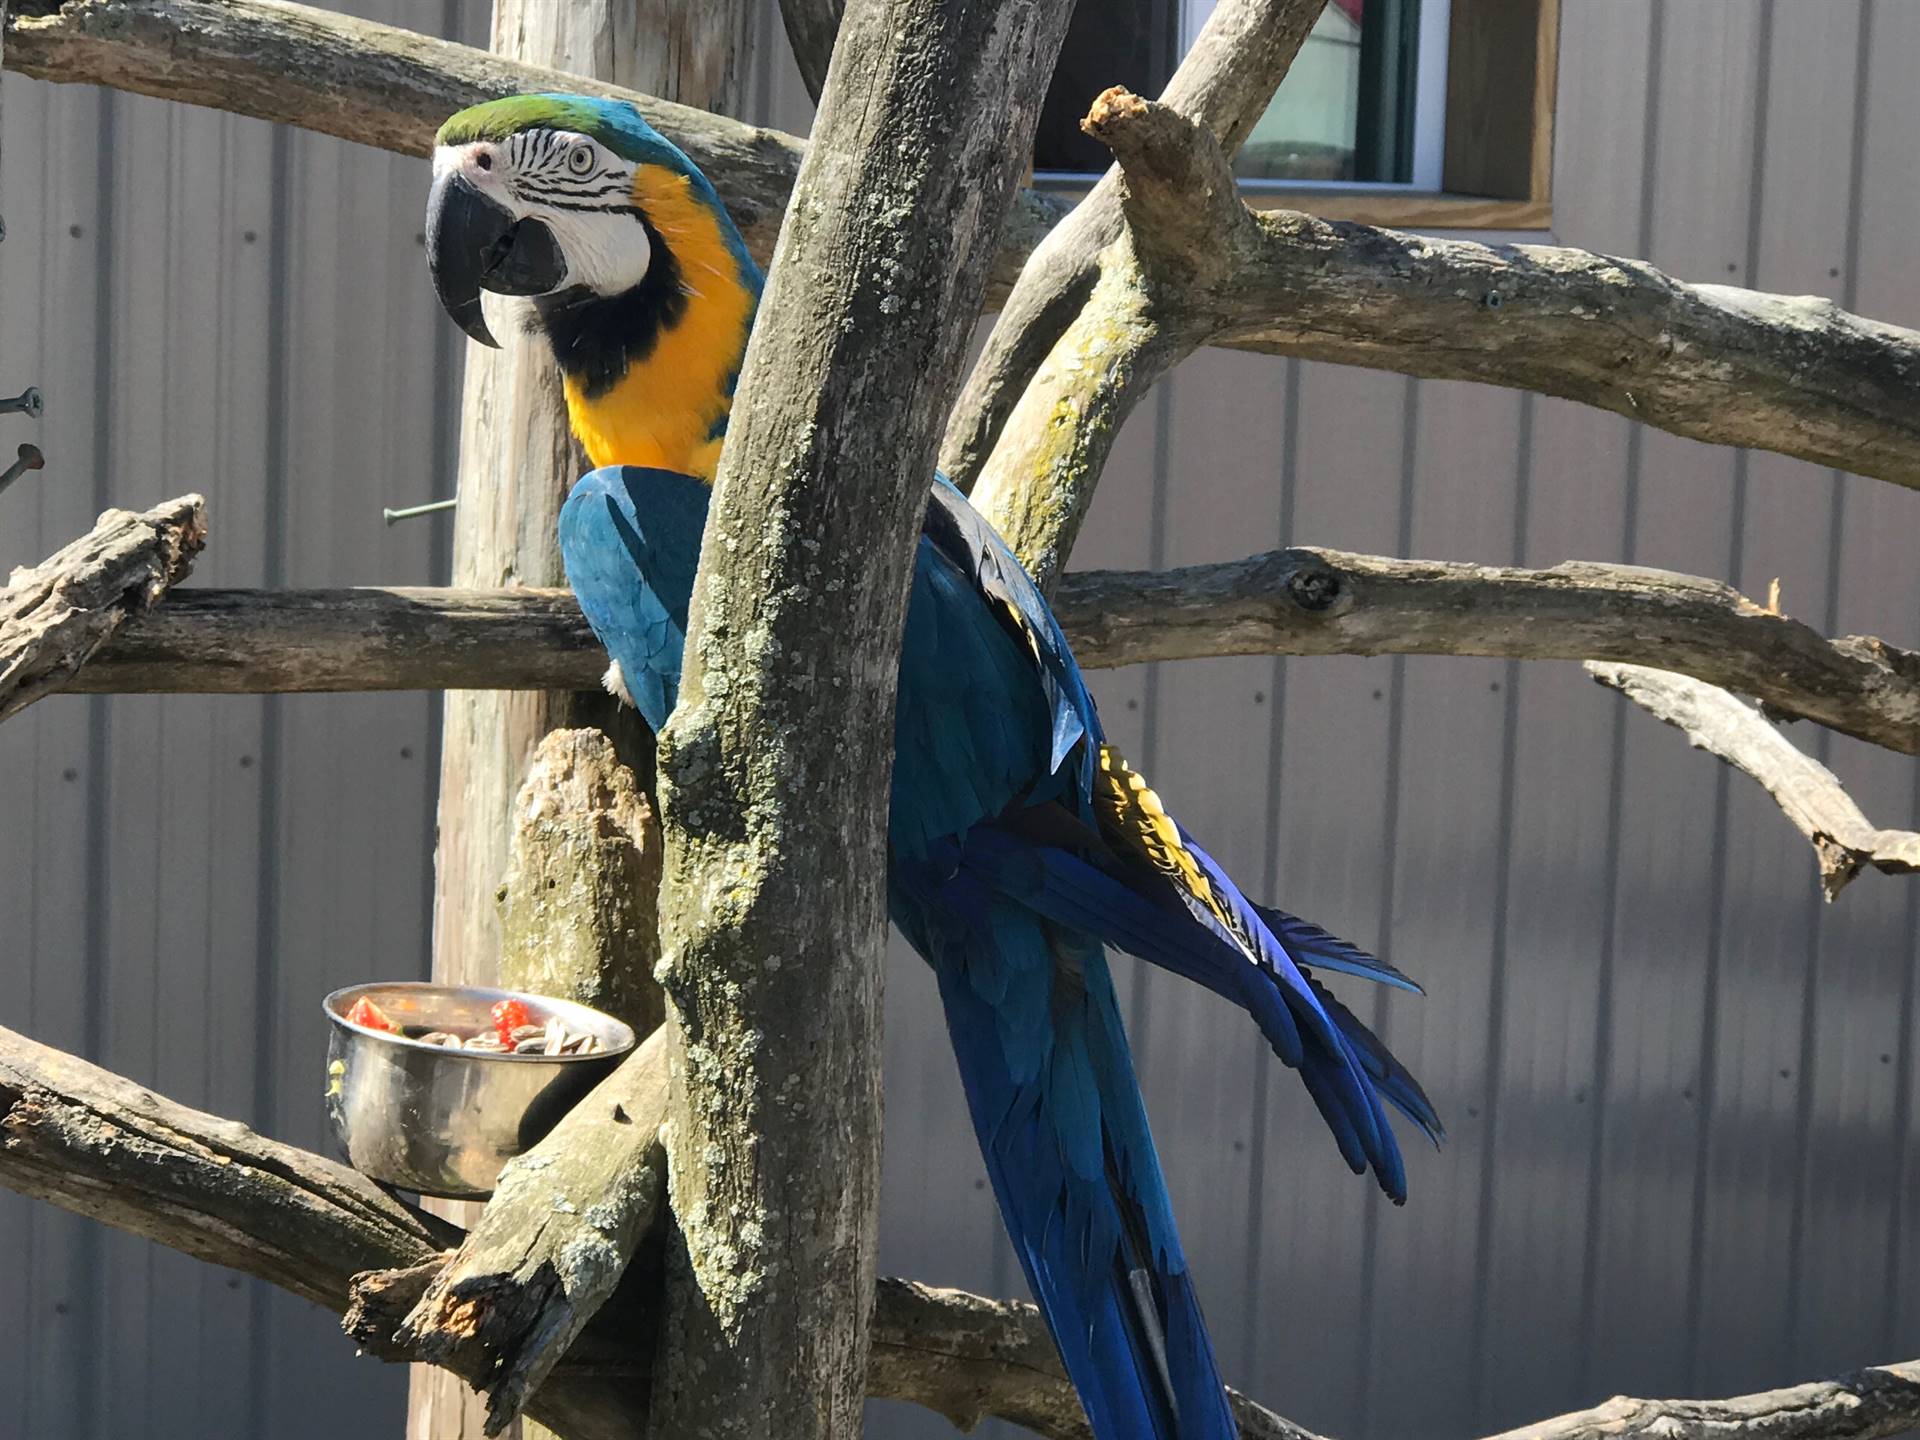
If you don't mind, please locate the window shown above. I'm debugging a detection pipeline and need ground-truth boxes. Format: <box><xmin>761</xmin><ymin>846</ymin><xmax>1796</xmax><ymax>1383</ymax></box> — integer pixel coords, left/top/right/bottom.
<box><xmin>1035</xmin><ymin>0</ymin><xmax>1558</xmax><ymax>229</ymax></box>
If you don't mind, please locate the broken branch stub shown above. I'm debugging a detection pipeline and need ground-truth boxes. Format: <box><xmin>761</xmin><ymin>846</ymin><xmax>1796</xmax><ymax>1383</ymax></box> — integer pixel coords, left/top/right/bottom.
<box><xmin>1589</xmin><ymin>662</ymin><xmax>1920</xmax><ymax>900</ymax></box>
<box><xmin>496</xmin><ymin>727</ymin><xmax>667</xmax><ymax>1038</ymax></box>
<box><xmin>0</xmin><ymin>493</ymin><xmax>205</xmax><ymax>723</ymax></box>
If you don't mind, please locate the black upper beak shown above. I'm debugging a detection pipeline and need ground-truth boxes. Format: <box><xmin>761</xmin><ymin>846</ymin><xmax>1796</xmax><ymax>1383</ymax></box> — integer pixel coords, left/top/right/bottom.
<box><xmin>425</xmin><ymin>171</ymin><xmax>568</xmax><ymax>348</ymax></box>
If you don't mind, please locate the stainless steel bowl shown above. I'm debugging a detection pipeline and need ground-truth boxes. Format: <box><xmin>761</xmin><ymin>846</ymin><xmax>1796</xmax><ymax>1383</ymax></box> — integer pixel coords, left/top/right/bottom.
<box><xmin>323</xmin><ymin>982</ymin><xmax>636</xmax><ymax>1199</ymax></box>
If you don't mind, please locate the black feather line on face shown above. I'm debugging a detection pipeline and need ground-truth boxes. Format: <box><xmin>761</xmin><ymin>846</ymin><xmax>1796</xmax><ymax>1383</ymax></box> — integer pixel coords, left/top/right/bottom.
<box><xmin>532</xmin><ymin>213</ymin><xmax>688</xmax><ymax>401</ymax></box>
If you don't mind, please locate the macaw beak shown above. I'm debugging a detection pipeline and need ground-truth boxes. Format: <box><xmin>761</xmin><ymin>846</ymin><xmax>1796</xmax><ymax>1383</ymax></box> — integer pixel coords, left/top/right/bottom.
<box><xmin>425</xmin><ymin>170</ymin><xmax>568</xmax><ymax>348</ymax></box>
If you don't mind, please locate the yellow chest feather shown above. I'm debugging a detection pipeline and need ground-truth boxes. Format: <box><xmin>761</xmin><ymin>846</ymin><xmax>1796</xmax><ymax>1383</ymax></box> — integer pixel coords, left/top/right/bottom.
<box><xmin>563</xmin><ymin>166</ymin><xmax>756</xmax><ymax>483</ymax></box>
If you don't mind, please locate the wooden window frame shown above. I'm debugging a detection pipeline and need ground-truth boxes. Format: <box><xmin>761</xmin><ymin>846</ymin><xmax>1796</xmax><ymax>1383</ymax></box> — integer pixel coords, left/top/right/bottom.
<box><xmin>1036</xmin><ymin>0</ymin><xmax>1559</xmax><ymax>231</ymax></box>
<box><xmin>1256</xmin><ymin>0</ymin><xmax>1559</xmax><ymax>228</ymax></box>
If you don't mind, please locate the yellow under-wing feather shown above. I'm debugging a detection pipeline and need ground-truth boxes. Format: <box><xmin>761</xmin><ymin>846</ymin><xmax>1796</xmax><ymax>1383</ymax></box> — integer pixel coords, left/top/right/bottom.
<box><xmin>1095</xmin><ymin>745</ymin><xmax>1222</xmax><ymax>919</ymax></box>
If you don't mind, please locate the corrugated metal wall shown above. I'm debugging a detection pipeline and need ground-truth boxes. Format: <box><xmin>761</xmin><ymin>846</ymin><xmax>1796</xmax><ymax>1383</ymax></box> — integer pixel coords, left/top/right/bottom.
<box><xmin>2</xmin><ymin>2</ymin><xmax>1915</xmax><ymax>1437</ymax></box>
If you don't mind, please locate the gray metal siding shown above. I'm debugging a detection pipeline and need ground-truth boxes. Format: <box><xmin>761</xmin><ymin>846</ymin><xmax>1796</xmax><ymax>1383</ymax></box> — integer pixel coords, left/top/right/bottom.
<box><xmin>3</xmin><ymin>2</ymin><xmax>1916</xmax><ymax>1437</ymax></box>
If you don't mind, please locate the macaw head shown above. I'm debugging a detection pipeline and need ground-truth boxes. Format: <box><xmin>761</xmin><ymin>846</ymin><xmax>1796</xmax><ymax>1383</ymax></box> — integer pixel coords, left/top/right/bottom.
<box><xmin>425</xmin><ymin>93</ymin><xmax>744</xmax><ymax>347</ymax></box>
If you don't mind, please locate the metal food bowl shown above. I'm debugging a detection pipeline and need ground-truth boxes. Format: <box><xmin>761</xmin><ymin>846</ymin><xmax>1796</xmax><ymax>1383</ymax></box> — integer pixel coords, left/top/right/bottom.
<box><xmin>323</xmin><ymin>982</ymin><xmax>636</xmax><ymax>1199</ymax></box>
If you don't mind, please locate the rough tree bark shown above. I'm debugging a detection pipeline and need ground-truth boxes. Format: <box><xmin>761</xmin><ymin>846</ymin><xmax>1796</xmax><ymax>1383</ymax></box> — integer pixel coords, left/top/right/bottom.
<box><xmin>640</xmin><ymin>0</ymin><xmax>1075</xmax><ymax>1434</ymax></box>
<box><xmin>8</xmin><ymin>1</ymin><xmax>1920</xmax><ymax>489</ymax></box>
<box><xmin>0</xmin><ymin>494</ymin><xmax>204</xmax><ymax>722</ymax></box>
<box><xmin>494</xmin><ymin>728</ymin><xmax>667</xmax><ymax>1039</ymax></box>
<box><xmin>6</xmin><ymin>1018</ymin><xmax>1920</xmax><ymax>1440</ymax></box>
<box><xmin>63</xmin><ymin>551</ymin><xmax>1920</xmax><ymax>759</ymax></box>
<box><xmin>941</xmin><ymin>0</ymin><xmax>1327</xmax><ymax>496</ymax></box>
<box><xmin>419</xmin><ymin>1</ymin><xmax>748</xmax><ymax>1432</ymax></box>
<box><xmin>393</xmin><ymin>728</ymin><xmax>671</xmax><ymax>1436</ymax></box>
<box><xmin>1590</xmin><ymin>664</ymin><xmax>1920</xmax><ymax>900</ymax></box>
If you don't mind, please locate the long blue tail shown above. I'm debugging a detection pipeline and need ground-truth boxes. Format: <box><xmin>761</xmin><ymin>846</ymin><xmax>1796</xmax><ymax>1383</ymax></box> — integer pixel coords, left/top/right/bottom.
<box><xmin>896</xmin><ymin>880</ymin><xmax>1238</xmax><ymax>1440</ymax></box>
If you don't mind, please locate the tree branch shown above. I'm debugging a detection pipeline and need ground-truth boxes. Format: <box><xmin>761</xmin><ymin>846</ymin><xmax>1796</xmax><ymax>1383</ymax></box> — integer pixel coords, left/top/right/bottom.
<box><xmin>10</xmin><ymin>1</ymin><xmax>1918</xmax><ymax>490</ymax></box>
<box><xmin>0</xmin><ymin>0</ymin><xmax>1064</xmax><ymax>306</ymax></box>
<box><xmin>1056</xmin><ymin>549</ymin><xmax>1920</xmax><ymax>756</ymax></box>
<box><xmin>967</xmin><ymin>86</ymin><xmax>1267</xmax><ymax>585</ymax></box>
<box><xmin>1218</xmin><ymin>212</ymin><xmax>1920</xmax><ymax>488</ymax></box>
<box><xmin>396</xmin><ymin>1027</ymin><xmax>675</xmax><ymax>1436</ymax></box>
<box><xmin>1</xmin><ymin>493</ymin><xmax>205</xmax><ymax>722</ymax></box>
<box><xmin>63</xmin><ymin>548</ymin><xmax>1920</xmax><ymax>757</ymax></box>
<box><xmin>1589</xmin><ymin>663</ymin><xmax>1920</xmax><ymax>899</ymax></box>
<box><xmin>1480</xmin><ymin>1365</ymin><xmax>1920</xmax><ymax>1440</ymax></box>
<box><xmin>642</xmin><ymin>1</ymin><xmax>1078</xmax><ymax>1434</ymax></box>
<box><xmin>941</xmin><ymin>0</ymin><xmax>1325</xmax><ymax>499</ymax></box>
<box><xmin>775</xmin><ymin>0</ymin><xmax>841</xmax><ymax>103</ymax></box>
<box><xmin>6</xmin><ymin>1018</ymin><xmax>1919</xmax><ymax>1440</ymax></box>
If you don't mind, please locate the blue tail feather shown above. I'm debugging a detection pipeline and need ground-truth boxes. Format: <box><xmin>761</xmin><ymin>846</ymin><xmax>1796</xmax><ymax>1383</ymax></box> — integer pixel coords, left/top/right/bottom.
<box><xmin>1250</xmin><ymin>904</ymin><xmax>1424</xmax><ymax>994</ymax></box>
<box><xmin>896</xmin><ymin>877</ymin><xmax>1238</xmax><ymax>1440</ymax></box>
<box><xmin>950</xmin><ymin>822</ymin><xmax>1423</xmax><ymax>1202</ymax></box>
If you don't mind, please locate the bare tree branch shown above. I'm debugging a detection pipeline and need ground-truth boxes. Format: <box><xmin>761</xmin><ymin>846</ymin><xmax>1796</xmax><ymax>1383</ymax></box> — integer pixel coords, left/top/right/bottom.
<box><xmin>1216</xmin><ymin>216</ymin><xmax>1920</xmax><ymax>490</ymax></box>
<box><xmin>1589</xmin><ymin>663</ymin><xmax>1920</xmax><ymax>899</ymax></box>
<box><xmin>775</xmin><ymin>0</ymin><xmax>841</xmax><ymax>103</ymax></box>
<box><xmin>1</xmin><ymin>493</ymin><xmax>205</xmax><ymax>722</ymax></box>
<box><xmin>10</xmin><ymin>1</ymin><xmax>1918</xmax><ymax>490</ymax></box>
<box><xmin>1480</xmin><ymin>1364</ymin><xmax>1920</xmax><ymax>1440</ymax></box>
<box><xmin>0</xmin><ymin>0</ymin><xmax>1064</xmax><ymax>306</ymax></box>
<box><xmin>6</xmin><ymin>1018</ymin><xmax>1919</xmax><ymax>1440</ymax></box>
<box><xmin>642</xmin><ymin>1</ymin><xmax>1079</xmax><ymax>1434</ymax></box>
<box><xmin>941</xmin><ymin>0</ymin><xmax>1326</xmax><ymax>497</ymax></box>
<box><xmin>1057</xmin><ymin>550</ymin><xmax>1920</xmax><ymax>756</ymax></box>
<box><xmin>3</xmin><ymin>1013</ymin><xmax>1920</xmax><ymax>1440</ymax></box>
<box><xmin>60</xmin><ymin>548</ymin><xmax>1920</xmax><ymax>757</ymax></box>
<box><xmin>975</xmin><ymin>85</ymin><xmax>1920</xmax><ymax>589</ymax></box>
<box><xmin>396</xmin><ymin>1027</ymin><xmax>675</xmax><ymax>1436</ymax></box>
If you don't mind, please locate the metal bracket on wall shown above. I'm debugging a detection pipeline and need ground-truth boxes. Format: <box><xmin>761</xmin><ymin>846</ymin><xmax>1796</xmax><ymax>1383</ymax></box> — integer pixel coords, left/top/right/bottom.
<box><xmin>0</xmin><ymin>443</ymin><xmax>45</xmax><ymax>499</ymax></box>
<box><xmin>383</xmin><ymin>497</ymin><xmax>458</xmax><ymax>525</ymax></box>
<box><xmin>0</xmin><ymin>386</ymin><xmax>43</xmax><ymax>419</ymax></box>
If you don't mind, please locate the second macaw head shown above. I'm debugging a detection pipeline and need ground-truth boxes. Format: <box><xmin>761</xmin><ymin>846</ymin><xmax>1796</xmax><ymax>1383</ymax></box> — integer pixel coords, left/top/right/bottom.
<box><xmin>425</xmin><ymin>93</ymin><xmax>746</xmax><ymax>347</ymax></box>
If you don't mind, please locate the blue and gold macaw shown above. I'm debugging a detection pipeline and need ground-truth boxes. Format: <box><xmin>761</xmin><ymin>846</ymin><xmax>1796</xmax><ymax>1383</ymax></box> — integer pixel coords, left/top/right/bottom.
<box><xmin>426</xmin><ymin>94</ymin><xmax>1442</xmax><ymax>1439</ymax></box>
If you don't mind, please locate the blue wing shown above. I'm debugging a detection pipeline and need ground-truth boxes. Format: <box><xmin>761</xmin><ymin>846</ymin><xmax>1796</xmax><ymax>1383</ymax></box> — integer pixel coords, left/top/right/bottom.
<box><xmin>554</xmin><ymin>460</ymin><xmax>1440</xmax><ymax>1439</ymax></box>
<box><xmin>557</xmin><ymin>466</ymin><xmax>709</xmax><ymax>731</ymax></box>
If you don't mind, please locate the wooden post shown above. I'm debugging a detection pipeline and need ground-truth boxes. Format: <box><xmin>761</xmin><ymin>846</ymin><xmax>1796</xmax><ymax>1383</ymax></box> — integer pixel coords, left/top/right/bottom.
<box><xmin>417</xmin><ymin>3</ymin><xmax>751</xmax><ymax>1436</ymax></box>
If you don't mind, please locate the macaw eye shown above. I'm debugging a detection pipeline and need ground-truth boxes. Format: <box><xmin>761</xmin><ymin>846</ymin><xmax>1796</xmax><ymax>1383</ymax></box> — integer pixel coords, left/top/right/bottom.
<box><xmin>566</xmin><ymin>143</ymin><xmax>595</xmax><ymax>176</ymax></box>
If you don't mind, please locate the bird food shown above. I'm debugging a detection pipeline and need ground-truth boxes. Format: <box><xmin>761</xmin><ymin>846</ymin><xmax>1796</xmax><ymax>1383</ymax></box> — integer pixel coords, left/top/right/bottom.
<box><xmin>342</xmin><ymin>994</ymin><xmax>605</xmax><ymax>1056</ymax></box>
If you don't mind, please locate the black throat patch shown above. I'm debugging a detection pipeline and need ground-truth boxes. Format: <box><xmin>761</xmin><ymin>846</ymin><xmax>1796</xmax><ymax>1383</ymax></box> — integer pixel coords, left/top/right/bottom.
<box><xmin>533</xmin><ymin>217</ymin><xmax>688</xmax><ymax>401</ymax></box>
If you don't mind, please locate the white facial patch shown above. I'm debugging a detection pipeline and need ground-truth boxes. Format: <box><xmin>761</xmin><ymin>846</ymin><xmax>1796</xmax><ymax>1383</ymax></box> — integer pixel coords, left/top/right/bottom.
<box><xmin>434</xmin><ymin>133</ymin><xmax>652</xmax><ymax>299</ymax></box>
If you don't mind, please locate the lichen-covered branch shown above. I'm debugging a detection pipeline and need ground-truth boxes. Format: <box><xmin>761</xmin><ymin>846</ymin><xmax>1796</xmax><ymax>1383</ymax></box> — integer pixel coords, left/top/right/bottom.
<box><xmin>967</xmin><ymin>257</ymin><xmax>1186</xmax><ymax>588</ymax></box>
<box><xmin>968</xmin><ymin>86</ymin><xmax>1268</xmax><ymax>585</ymax></box>
<box><xmin>0</xmin><ymin>493</ymin><xmax>205</xmax><ymax>722</ymax></box>
<box><xmin>1589</xmin><ymin>663</ymin><xmax>1920</xmax><ymax>899</ymax></box>
<box><xmin>643</xmin><ymin>1</ymin><xmax>1077</xmax><ymax>1435</ymax></box>
<box><xmin>941</xmin><ymin>0</ymin><xmax>1326</xmax><ymax>496</ymax></box>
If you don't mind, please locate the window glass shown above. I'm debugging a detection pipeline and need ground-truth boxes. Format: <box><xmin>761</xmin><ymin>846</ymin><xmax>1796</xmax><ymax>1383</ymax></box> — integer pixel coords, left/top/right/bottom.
<box><xmin>1036</xmin><ymin>0</ymin><xmax>1435</xmax><ymax>186</ymax></box>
